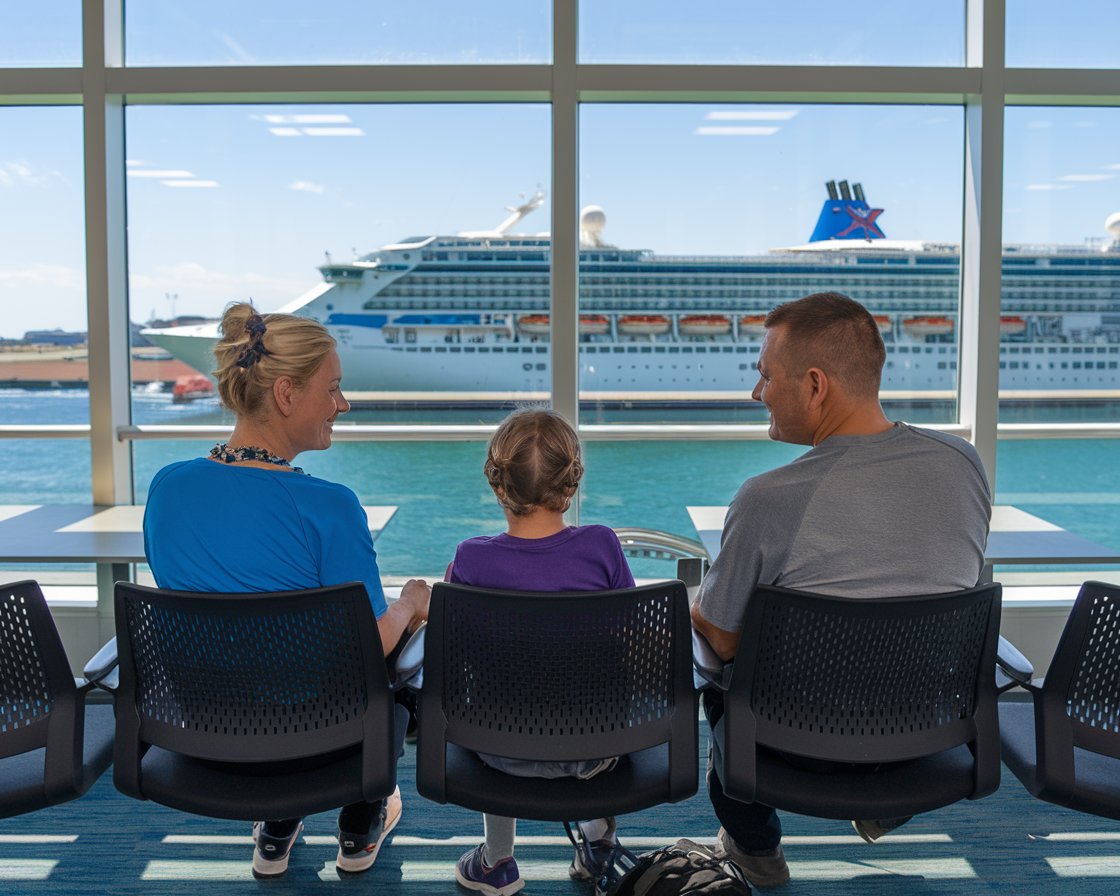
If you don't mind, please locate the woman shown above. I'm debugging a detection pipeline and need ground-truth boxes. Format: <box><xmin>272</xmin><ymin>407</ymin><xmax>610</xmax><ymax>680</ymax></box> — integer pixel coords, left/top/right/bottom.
<box><xmin>143</xmin><ymin>302</ymin><xmax>429</xmax><ymax>879</ymax></box>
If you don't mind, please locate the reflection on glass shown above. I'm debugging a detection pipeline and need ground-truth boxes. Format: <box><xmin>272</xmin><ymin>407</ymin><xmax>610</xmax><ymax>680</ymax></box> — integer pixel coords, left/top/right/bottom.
<box><xmin>125</xmin><ymin>103</ymin><xmax>550</xmax><ymax>421</ymax></box>
<box><xmin>1001</xmin><ymin>107</ymin><xmax>1120</xmax><ymax>423</ymax></box>
<box><xmin>579</xmin><ymin>1</ymin><xmax>963</xmax><ymax>66</ymax></box>
<box><xmin>578</xmin><ymin>104</ymin><xmax>964</xmax><ymax>425</ymax></box>
<box><xmin>125</xmin><ymin>0</ymin><xmax>550</xmax><ymax>65</ymax></box>
<box><xmin>0</xmin><ymin>1</ymin><xmax>81</xmax><ymax>67</ymax></box>
<box><xmin>134</xmin><ymin>439</ymin><xmax>493</xmax><ymax>578</ymax></box>
<box><xmin>1007</xmin><ymin>0</ymin><xmax>1120</xmax><ymax>69</ymax></box>
<box><xmin>0</xmin><ymin>107</ymin><xmax>87</xmax><ymax>423</ymax></box>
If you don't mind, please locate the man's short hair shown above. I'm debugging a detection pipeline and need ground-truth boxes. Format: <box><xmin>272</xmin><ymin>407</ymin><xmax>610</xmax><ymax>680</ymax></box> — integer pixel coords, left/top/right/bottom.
<box><xmin>764</xmin><ymin>292</ymin><xmax>886</xmax><ymax>397</ymax></box>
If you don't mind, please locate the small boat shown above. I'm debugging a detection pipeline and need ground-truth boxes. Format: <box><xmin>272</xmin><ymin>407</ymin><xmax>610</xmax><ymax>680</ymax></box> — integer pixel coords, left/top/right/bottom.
<box><xmin>618</xmin><ymin>315</ymin><xmax>671</xmax><ymax>336</ymax></box>
<box><xmin>171</xmin><ymin>373</ymin><xmax>214</xmax><ymax>403</ymax></box>
<box><xmin>873</xmin><ymin>315</ymin><xmax>892</xmax><ymax>335</ymax></box>
<box><xmin>679</xmin><ymin>314</ymin><xmax>731</xmax><ymax>336</ymax></box>
<box><xmin>738</xmin><ymin>315</ymin><xmax>767</xmax><ymax>337</ymax></box>
<box><xmin>902</xmin><ymin>316</ymin><xmax>955</xmax><ymax>337</ymax></box>
<box><xmin>1000</xmin><ymin>315</ymin><xmax>1027</xmax><ymax>336</ymax></box>
<box><xmin>579</xmin><ymin>314</ymin><xmax>610</xmax><ymax>335</ymax></box>
<box><xmin>517</xmin><ymin>314</ymin><xmax>550</xmax><ymax>336</ymax></box>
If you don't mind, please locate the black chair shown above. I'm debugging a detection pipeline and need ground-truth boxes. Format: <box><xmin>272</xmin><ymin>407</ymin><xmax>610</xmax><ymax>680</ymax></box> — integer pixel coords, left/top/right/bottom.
<box><xmin>416</xmin><ymin>580</ymin><xmax>698</xmax><ymax>820</ymax></box>
<box><xmin>112</xmin><ymin>581</ymin><xmax>397</xmax><ymax>821</ymax></box>
<box><xmin>0</xmin><ymin>580</ymin><xmax>115</xmax><ymax>818</ymax></box>
<box><xmin>700</xmin><ymin>582</ymin><xmax>1003</xmax><ymax>821</ymax></box>
<box><xmin>999</xmin><ymin>580</ymin><xmax>1120</xmax><ymax>819</ymax></box>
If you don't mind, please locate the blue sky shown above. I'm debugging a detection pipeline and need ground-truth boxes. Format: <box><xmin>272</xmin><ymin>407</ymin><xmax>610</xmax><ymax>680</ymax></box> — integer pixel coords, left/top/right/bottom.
<box><xmin>2</xmin><ymin>2</ymin><xmax>1120</xmax><ymax>337</ymax></box>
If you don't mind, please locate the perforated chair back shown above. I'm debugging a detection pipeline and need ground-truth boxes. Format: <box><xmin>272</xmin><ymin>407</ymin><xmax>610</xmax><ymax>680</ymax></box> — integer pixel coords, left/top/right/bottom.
<box><xmin>722</xmin><ymin>583</ymin><xmax>1002</xmax><ymax>803</ymax></box>
<box><xmin>417</xmin><ymin>580</ymin><xmax>697</xmax><ymax>816</ymax></box>
<box><xmin>1040</xmin><ymin>581</ymin><xmax>1120</xmax><ymax>761</ymax></box>
<box><xmin>0</xmin><ymin>580</ymin><xmax>113</xmax><ymax>816</ymax></box>
<box><xmin>113</xmin><ymin>581</ymin><xmax>394</xmax><ymax>804</ymax></box>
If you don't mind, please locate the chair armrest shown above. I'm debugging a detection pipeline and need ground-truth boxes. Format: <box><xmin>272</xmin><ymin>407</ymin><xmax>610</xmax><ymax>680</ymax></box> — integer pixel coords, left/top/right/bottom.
<box><xmin>82</xmin><ymin>636</ymin><xmax>119</xmax><ymax>692</ymax></box>
<box><xmin>692</xmin><ymin>628</ymin><xmax>732</xmax><ymax>691</ymax></box>
<box><xmin>995</xmin><ymin>634</ymin><xmax>1034</xmax><ymax>693</ymax></box>
<box><xmin>391</xmin><ymin>622</ymin><xmax>425</xmax><ymax>691</ymax></box>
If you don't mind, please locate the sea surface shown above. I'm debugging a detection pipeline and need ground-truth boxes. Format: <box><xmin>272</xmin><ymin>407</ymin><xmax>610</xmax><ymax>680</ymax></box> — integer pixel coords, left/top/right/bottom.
<box><xmin>2</xmin><ymin>388</ymin><xmax>1119</xmax><ymax>580</ymax></box>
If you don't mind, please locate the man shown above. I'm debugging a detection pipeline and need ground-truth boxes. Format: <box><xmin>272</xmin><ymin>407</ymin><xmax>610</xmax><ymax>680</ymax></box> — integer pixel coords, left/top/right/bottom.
<box><xmin>691</xmin><ymin>292</ymin><xmax>991</xmax><ymax>888</ymax></box>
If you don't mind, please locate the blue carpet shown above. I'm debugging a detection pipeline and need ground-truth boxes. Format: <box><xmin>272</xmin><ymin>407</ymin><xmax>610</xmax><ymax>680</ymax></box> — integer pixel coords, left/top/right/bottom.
<box><xmin>2</xmin><ymin>725</ymin><xmax>1119</xmax><ymax>895</ymax></box>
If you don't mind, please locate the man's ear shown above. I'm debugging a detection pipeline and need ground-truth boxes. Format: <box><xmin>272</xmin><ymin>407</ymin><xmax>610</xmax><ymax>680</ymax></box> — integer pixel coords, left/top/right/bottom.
<box><xmin>806</xmin><ymin>367</ymin><xmax>829</xmax><ymax>410</ymax></box>
<box><xmin>273</xmin><ymin>375</ymin><xmax>295</xmax><ymax>416</ymax></box>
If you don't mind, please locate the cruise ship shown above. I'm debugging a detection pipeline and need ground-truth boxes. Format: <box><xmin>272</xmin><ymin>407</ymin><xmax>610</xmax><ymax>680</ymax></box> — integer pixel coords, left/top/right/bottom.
<box><xmin>143</xmin><ymin>182</ymin><xmax>1120</xmax><ymax>403</ymax></box>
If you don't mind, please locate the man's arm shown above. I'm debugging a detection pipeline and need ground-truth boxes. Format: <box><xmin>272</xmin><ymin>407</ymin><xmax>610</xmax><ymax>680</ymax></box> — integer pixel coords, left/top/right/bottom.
<box><xmin>690</xmin><ymin>601</ymin><xmax>741</xmax><ymax>662</ymax></box>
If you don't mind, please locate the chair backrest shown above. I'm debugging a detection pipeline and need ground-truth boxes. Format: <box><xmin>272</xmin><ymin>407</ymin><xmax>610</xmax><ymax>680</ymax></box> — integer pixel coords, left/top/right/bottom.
<box><xmin>0</xmin><ymin>580</ymin><xmax>85</xmax><ymax>798</ymax></box>
<box><xmin>113</xmin><ymin>581</ymin><xmax>394</xmax><ymax>795</ymax></box>
<box><xmin>1041</xmin><ymin>580</ymin><xmax>1120</xmax><ymax>761</ymax></box>
<box><xmin>728</xmin><ymin>583</ymin><xmax>1002</xmax><ymax>771</ymax></box>
<box><xmin>418</xmin><ymin>580</ymin><xmax>696</xmax><ymax>801</ymax></box>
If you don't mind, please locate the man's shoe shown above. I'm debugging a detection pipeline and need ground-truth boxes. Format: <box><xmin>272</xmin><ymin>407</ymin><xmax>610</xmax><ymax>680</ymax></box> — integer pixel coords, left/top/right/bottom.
<box><xmin>251</xmin><ymin>820</ymin><xmax>304</xmax><ymax>878</ymax></box>
<box><xmin>336</xmin><ymin>786</ymin><xmax>402</xmax><ymax>873</ymax></box>
<box><xmin>717</xmin><ymin>826</ymin><xmax>789</xmax><ymax>888</ymax></box>
<box><xmin>455</xmin><ymin>843</ymin><xmax>525</xmax><ymax>896</ymax></box>
<box><xmin>568</xmin><ymin>818</ymin><xmax>620</xmax><ymax>882</ymax></box>
<box><xmin>852</xmin><ymin>816</ymin><xmax>912</xmax><ymax>844</ymax></box>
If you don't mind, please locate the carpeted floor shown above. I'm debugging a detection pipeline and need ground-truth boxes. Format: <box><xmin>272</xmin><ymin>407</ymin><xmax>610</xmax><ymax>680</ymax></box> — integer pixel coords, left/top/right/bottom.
<box><xmin>2</xmin><ymin>724</ymin><xmax>1119</xmax><ymax>895</ymax></box>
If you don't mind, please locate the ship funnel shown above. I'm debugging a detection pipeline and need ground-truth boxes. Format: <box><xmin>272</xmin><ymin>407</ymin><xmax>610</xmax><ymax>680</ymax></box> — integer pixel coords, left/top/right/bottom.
<box><xmin>809</xmin><ymin>180</ymin><xmax>887</xmax><ymax>243</ymax></box>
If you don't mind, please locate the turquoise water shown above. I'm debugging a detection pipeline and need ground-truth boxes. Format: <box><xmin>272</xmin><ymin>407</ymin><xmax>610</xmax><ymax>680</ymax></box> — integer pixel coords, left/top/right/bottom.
<box><xmin>2</xmin><ymin>389</ymin><xmax>1120</xmax><ymax>579</ymax></box>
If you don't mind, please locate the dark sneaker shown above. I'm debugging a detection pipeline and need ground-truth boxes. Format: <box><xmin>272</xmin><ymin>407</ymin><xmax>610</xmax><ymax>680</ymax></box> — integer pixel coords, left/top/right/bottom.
<box><xmin>455</xmin><ymin>843</ymin><xmax>525</xmax><ymax>896</ymax></box>
<box><xmin>717</xmin><ymin>826</ymin><xmax>789</xmax><ymax>888</ymax></box>
<box><xmin>569</xmin><ymin>820</ymin><xmax>619</xmax><ymax>882</ymax></box>
<box><xmin>852</xmin><ymin>816</ymin><xmax>912</xmax><ymax>844</ymax></box>
<box><xmin>251</xmin><ymin>820</ymin><xmax>304</xmax><ymax>878</ymax></box>
<box><xmin>336</xmin><ymin>786</ymin><xmax>402</xmax><ymax>873</ymax></box>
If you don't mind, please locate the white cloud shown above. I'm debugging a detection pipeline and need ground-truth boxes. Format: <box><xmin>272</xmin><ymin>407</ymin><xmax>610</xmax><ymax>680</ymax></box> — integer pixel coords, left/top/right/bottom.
<box><xmin>0</xmin><ymin>159</ymin><xmax>64</xmax><ymax>187</ymax></box>
<box><xmin>260</xmin><ymin>114</ymin><xmax>353</xmax><ymax>125</ymax></box>
<box><xmin>1027</xmin><ymin>183</ymin><xmax>1072</xmax><ymax>191</ymax></box>
<box><xmin>127</xmin><ymin>169</ymin><xmax>195</xmax><ymax>178</ymax></box>
<box><xmin>1058</xmin><ymin>173</ymin><xmax>1114</xmax><ymax>182</ymax></box>
<box><xmin>269</xmin><ymin>127</ymin><xmax>303</xmax><ymax>137</ymax></box>
<box><xmin>694</xmin><ymin>126</ymin><xmax>780</xmax><ymax>136</ymax></box>
<box><xmin>162</xmin><ymin>180</ymin><xmax>220</xmax><ymax>188</ymax></box>
<box><xmin>290</xmin><ymin>180</ymin><xmax>326</xmax><ymax>194</ymax></box>
<box><xmin>704</xmin><ymin>110</ymin><xmax>798</xmax><ymax>121</ymax></box>
<box><xmin>1027</xmin><ymin>120</ymin><xmax>1053</xmax><ymax>129</ymax></box>
<box><xmin>302</xmin><ymin>127</ymin><xmax>364</xmax><ymax>137</ymax></box>
<box><xmin>0</xmin><ymin>263</ymin><xmax>84</xmax><ymax>289</ymax></box>
<box><xmin>130</xmin><ymin>262</ymin><xmax>308</xmax><ymax>296</ymax></box>
<box><xmin>218</xmin><ymin>32</ymin><xmax>256</xmax><ymax>63</ymax></box>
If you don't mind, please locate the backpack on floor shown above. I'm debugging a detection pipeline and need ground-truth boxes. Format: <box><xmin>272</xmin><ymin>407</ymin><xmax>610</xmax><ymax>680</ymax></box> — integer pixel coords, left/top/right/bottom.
<box><xmin>606</xmin><ymin>839</ymin><xmax>752</xmax><ymax>896</ymax></box>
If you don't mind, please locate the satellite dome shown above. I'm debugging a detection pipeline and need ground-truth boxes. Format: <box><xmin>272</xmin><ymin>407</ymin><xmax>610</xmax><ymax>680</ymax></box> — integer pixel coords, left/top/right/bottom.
<box><xmin>580</xmin><ymin>205</ymin><xmax>606</xmax><ymax>234</ymax></box>
<box><xmin>1107</xmin><ymin>212</ymin><xmax>1120</xmax><ymax>240</ymax></box>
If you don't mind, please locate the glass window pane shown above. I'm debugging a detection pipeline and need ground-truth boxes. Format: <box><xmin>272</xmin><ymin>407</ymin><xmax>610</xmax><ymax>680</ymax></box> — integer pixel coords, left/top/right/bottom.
<box><xmin>579</xmin><ymin>1</ymin><xmax>964</xmax><ymax>65</ymax></box>
<box><xmin>1001</xmin><ymin>107</ymin><xmax>1120</xmax><ymax>424</ymax></box>
<box><xmin>125</xmin><ymin>103</ymin><xmax>549</xmax><ymax>423</ymax></box>
<box><xmin>994</xmin><ymin>438</ymin><xmax>1120</xmax><ymax>585</ymax></box>
<box><xmin>0</xmin><ymin>107</ymin><xmax>88</xmax><ymax>424</ymax></box>
<box><xmin>0</xmin><ymin>1</ymin><xmax>81</xmax><ymax>67</ymax></box>
<box><xmin>126</xmin><ymin>0</ymin><xmax>550</xmax><ymax>66</ymax></box>
<box><xmin>1006</xmin><ymin>0</ymin><xmax>1120</xmax><ymax>69</ymax></box>
<box><xmin>578</xmin><ymin>103</ymin><xmax>964</xmax><ymax>426</ymax></box>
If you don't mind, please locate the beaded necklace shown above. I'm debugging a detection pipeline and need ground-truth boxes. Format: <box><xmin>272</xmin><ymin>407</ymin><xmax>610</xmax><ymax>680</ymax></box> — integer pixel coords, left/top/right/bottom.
<box><xmin>209</xmin><ymin>442</ymin><xmax>305</xmax><ymax>474</ymax></box>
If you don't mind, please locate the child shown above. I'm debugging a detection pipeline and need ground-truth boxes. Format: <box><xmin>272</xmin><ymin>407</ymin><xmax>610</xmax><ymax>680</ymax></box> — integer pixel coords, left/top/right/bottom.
<box><xmin>448</xmin><ymin>409</ymin><xmax>635</xmax><ymax>896</ymax></box>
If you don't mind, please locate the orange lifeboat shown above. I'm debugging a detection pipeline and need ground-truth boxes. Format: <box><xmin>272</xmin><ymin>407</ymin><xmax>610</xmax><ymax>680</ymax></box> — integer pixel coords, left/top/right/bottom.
<box><xmin>171</xmin><ymin>374</ymin><xmax>214</xmax><ymax>404</ymax></box>
<box><xmin>618</xmin><ymin>314</ymin><xmax>670</xmax><ymax>336</ymax></box>
<box><xmin>1000</xmin><ymin>315</ymin><xmax>1027</xmax><ymax>336</ymax></box>
<box><xmin>902</xmin><ymin>316</ymin><xmax>954</xmax><ymax>337</ymax></box>
<box><xmin>679</xmin><ymin>314</ymin><xmax>731</xmax><ymax>336</ymax></box>
<box><xmin>579</xmin><ymin>314</ymin><xmax>610</xmax><ymax>335</ymax></box>
<box><xmin>738</xmin><ymin>315</ymin><xmax>767</xmax><ymax>337</ymax></box>
<box><xmin>517</xmin><ymin>314</ymin><xmax>550</xmax><ymax>336</ymax></box>
<box><xmin>873</xmin><ymin>315</ymin><xmax>892</xmax><ymax>334</ymax></box>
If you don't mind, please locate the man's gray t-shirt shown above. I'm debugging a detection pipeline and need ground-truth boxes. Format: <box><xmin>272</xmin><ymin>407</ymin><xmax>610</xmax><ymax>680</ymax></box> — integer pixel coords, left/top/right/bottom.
<box><xmin>697</xmin><ymin>422</ymin><xmax>992</xmax><ymax>633</ymax></box>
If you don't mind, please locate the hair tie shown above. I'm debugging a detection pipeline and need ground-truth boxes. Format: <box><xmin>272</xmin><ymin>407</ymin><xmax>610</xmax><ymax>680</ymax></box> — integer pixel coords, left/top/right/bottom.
<box><xmin>235</xmin><ymin>314</ymin><xmax>271</xmax><ymax>369</ymax></box>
